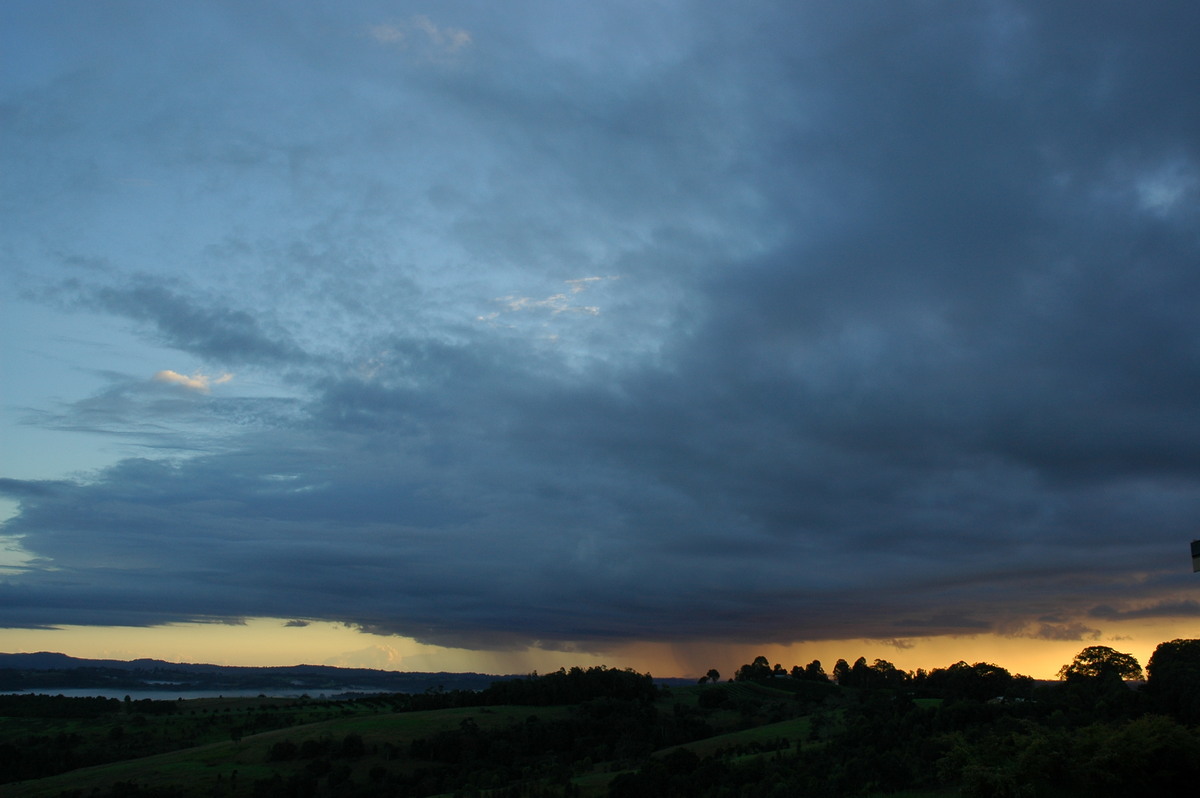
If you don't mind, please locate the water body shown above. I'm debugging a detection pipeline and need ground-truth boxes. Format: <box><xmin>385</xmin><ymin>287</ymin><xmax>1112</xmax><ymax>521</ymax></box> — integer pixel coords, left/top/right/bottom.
<box><xmin>6</xmin><ymin>688</ymin><xmax>356</xmax><ymax>700</ymax></box>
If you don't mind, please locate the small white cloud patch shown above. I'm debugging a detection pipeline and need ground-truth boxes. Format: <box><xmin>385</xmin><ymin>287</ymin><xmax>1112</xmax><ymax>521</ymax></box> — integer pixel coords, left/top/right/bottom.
<box><xmin>154</xmin><ymin>370</ymin><xmax>233</xmax><ymax>393</ymax></box>
<box><xmin>1136</xmin><ymin>160</ymin><xmax>1197</xmax><ymax>215</ymax></box>
<box><xmin>369</xmin><ymin>16</ymin><xmax>471</xmax><ymax>55</ymax></box>
<box><xmin>480</xmin><ymin>276</ymin><xmax>616</xmax><ymax>324</ymax></box>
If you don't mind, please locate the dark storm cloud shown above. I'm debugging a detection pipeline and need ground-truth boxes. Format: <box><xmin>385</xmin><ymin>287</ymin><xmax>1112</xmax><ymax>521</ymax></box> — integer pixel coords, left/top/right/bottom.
<box><xmin>1091</xmin><ymin>602</ymin><xmax>1200</xmax><ymax>621</ymax></box>
<box><xmin>0</xmin><ymin>478</ymin><xmax>66</xmax><ymax>499</ymax></box>
<box><xmin>1028</xmin><ymin>623</ymin><xmax>1103</xmax><ymax>643</ymax></box>
<box><xmin>17</xmin><ymin>368</ymin><xmax>304</xmax><ymax>455</ymax></box>
<box><xmin>86</xmin><ymin>281</ymin><xmax>308</xmax><ymax>366</ymax></box>
<box><xmin>5</xmin><ymin>1</ymin><xmax>1200</xmax><ymax>650</ymax></box>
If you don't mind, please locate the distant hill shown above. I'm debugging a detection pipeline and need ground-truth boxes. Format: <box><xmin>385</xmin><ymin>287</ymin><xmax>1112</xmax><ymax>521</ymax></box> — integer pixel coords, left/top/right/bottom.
<box><xmin>0</xmin><ymin>652</ymin><xmax>695</xmax><ymax>695</ymax></box>
<box><xmin>0</xmin><ymin>651</ymin><xmax>518</xmax><ymax>694</ymax></box>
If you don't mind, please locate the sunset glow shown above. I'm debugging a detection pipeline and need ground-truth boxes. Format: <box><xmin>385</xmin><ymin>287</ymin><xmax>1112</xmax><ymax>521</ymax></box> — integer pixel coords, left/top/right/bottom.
<box><xmin>4</xmin><ymin>2</ymin><xmax>1200</xmax><ymax>679</ymax></box>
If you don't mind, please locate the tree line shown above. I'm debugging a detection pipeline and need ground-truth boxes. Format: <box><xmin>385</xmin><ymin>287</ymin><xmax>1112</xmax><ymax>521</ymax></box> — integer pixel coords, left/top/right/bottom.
<box><xmin>6</xmin><ymin>645</ymin><xmax>1200</xmax><ymax>796</ymax></box>
<box><xmin>723</xmin><ymin>642</ymin><xmax>1153</xmax><ymax>696</ymax></box>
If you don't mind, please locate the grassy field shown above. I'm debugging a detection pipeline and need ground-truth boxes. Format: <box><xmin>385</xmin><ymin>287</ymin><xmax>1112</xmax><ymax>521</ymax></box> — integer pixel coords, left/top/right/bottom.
<box><xmin>4</xmin><ymin>701</ymin><xmax>575</xmax><ymax>797</ymax></box>
<box><xmin>3</xmin><ymin>685</ymin><xmax>822</xmax><ymax>797</ymax></box>
<box><xmin>1</xmin><ymin>682</ymin><xmax>962</xmax><ymax>797</ymax></box>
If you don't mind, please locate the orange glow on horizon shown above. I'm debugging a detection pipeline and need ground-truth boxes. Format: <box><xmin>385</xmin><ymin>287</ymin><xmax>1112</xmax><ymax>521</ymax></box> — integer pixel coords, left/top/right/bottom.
<box><xmin>1</xmin><ymin>617</ymin><xmax>1196</xmax><ymax>681</ymax></box>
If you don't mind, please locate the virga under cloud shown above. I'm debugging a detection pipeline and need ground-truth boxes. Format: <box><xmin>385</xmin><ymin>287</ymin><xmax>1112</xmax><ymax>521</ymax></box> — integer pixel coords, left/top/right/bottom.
<box><xmin>2</xmin><ymin>1</ymin><xmax>1200</xmax><ymax>656</ymax></box>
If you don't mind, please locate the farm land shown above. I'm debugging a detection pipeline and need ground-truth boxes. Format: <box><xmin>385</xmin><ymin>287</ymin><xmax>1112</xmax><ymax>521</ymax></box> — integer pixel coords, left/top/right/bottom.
<box><xmin>3</xmin><ymin>641</ymin><xmax>1200</xmax><ymax>797</ymax></box>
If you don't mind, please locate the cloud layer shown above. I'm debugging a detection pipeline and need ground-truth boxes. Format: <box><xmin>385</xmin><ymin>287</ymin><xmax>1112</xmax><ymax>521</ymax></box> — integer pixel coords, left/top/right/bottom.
<box><xmin>3</xmin><ymin>1</ymin><xmax>1200</xmax><ymax>652</ymax></box>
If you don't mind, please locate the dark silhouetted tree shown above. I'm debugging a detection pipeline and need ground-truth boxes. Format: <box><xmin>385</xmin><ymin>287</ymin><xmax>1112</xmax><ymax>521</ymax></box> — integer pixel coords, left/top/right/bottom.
<box><xmin>850</xmin><ymin>656</ymin><xmax>871</xmax><ymax>687</ymax></box>
<box><xmin>832</xmin><ymin>658</ymin><xmax>850</xmax><ymax>685</ymax></box>
<box><xmin>735</xmin><ymin>656</ymin><xmax>773</xmax><ymax>682</ymax></box>
<box><xmin>1058</xmin><ymin>645</ymin><xmax>1143</xmax><ymax>682</ymax></box>
<box><xmin>924</xmin><ymin>661</ymin><xmax>1014</xmax><ymax>701</ymax></box>
<box><xmin>1146</xmin><ymin>639</ymin><xmax>1200</xmax><ymax>723</ymax></box>
<box><xmin>870</xmin><ymin>658</ymin><xmax>908</xmax><ymax>688</ymax></box>
<box><xmin>803</xmin><ymin>659</ymin><xmax>829</xmax><ymax>682</ymax></box>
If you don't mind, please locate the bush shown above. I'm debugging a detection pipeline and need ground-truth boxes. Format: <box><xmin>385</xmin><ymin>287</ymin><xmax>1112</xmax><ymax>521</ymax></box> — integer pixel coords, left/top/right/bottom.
<box><xmin>268</xmin><ymin>740</ymin><xmax>297</xmax><ymax>761</ymax></box>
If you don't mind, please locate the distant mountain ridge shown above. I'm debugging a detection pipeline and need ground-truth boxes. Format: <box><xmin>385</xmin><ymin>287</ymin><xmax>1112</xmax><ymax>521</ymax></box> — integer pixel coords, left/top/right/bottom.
<box><xmin>2</xmin><ymin>652</ymin><xmax>219</xmax><ymax>671</ymax></box>
<box><xmin>0</xmin><ymin>651</ymin><xmax>519</xmax><ymax>695</ymax></box>
<box><xmin>0</xmin><ymin>651</ymin><xmax>485</xmax><ymax>675</ymax></box>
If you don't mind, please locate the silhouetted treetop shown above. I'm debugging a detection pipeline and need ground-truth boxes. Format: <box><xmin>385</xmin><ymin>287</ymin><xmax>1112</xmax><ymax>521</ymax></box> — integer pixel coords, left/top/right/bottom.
<box><xmin>1058</xmin><ymin>645</ymin><xmax>1143</xmax><ymax>682</ymax></box>
<box><xmin>1146</xmin><ymin>638</ymin><xmax>1200</xmax><ymax>723</ymax></box>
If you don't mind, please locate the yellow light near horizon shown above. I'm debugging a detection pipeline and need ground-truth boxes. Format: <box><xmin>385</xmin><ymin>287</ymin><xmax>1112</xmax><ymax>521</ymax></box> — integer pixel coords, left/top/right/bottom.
<box><xmin>2</xmin><ymin>616</ymin><xmax>1197</xmax><ymax>680</ymax></box>
<box><xmin>660</xmin><ymin>618</ymin><xmax>1198</xmax><ymax>681</ymax></box>
<box><xmin>0</xmin><ymin>619</ymin><xmax>371</xmax><ymax>667</ymax></box>
<box><xmin>0</xmin><ymin>619</ymin><xmax>629</xmax><ymax>675</ymax></box>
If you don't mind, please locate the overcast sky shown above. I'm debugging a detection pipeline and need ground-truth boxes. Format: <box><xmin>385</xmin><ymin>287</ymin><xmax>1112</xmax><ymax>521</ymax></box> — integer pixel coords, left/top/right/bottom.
<box><xmin>3</xmin><ymin>1</ymin><xmax>1200</xmax><ymax>671</ymax></box>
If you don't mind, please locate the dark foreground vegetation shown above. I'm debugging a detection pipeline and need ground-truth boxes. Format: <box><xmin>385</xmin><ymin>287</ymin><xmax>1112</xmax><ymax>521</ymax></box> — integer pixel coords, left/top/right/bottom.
<box><xmin>3</xmin><ymin>639</ymin><xmax>1200</xmax><ymax>797</ymax></box>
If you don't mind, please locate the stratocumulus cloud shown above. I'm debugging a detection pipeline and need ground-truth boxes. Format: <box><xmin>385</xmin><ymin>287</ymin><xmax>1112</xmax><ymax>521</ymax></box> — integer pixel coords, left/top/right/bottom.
<box><xmin>2</xmin><ymin>1</ymin><xmax>1200</xmax><ymax>654</ymax></box>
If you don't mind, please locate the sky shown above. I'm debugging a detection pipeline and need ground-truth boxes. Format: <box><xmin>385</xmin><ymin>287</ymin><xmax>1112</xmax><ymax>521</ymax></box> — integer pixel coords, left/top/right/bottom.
<box><xmin>2</xmin><ymin>1</ymin><xmax>1200</xmax><ymax>681</ymax></box>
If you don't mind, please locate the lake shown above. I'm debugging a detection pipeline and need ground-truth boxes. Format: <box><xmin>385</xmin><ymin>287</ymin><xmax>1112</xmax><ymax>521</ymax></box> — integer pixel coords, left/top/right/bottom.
<box><xmin>5</xmin><ymin>687</ymin><xmax>361</xmax><ymax>700</ymax></box>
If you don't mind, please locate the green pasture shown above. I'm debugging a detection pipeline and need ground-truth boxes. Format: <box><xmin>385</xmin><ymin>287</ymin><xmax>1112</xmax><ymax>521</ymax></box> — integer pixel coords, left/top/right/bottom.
<box><xmin>3</xmin><ymin>703</ymin><xmax>571</xmax><ymax>798</ymax></box>
<box><xmin>656</xmin><ymin>714</ymin><xmax>812</xmax><ymax>760</ymax></box>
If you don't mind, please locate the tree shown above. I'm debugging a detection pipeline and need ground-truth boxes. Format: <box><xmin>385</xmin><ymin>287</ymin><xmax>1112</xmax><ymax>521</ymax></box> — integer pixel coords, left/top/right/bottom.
<box><xmin>1145</xmin><ymin>639</ymin><xmax>1200</xmax><ymax>723</ymax></box>
<box><xmin>1058</xmin><ymin>645</ymin><xmax>1143</xmax><ymax>682</ymax></box>
<box><xmin>803</xmin><ymin>659</ymin><xmax>829</xmax><ymax>682</ymax></box>
<box><xmin>697</xmin><ymin>687</ymin><xmax>727</xmax><ymax>709</ymax></box>
<box><xmin>832</xmin><ymin>658</ymin><xmax>850</xmax><ymax>685</ymax></box>
<box><xmin>706</xmin><ymin>668</ymin><xmax>720</xmax><ymax>684</ymax></box>
<box><xmin>924</xmin><ymin>661</ymin><xmax>1013</xmax><ymax>701</ymax></box>
<box><xmin>870</xmin><ymin>658</ymin><xmax>909</xmax><ymax>688</ymax></box>
<box><xmin>850</xmin><ymin>657</ymin><xmax>871</xmax><ymax>687</ymax></box>
<box><xmin>735</xmin><ymin>656</ymin><xmax>772</xmax><ymax>682</ymax></box>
